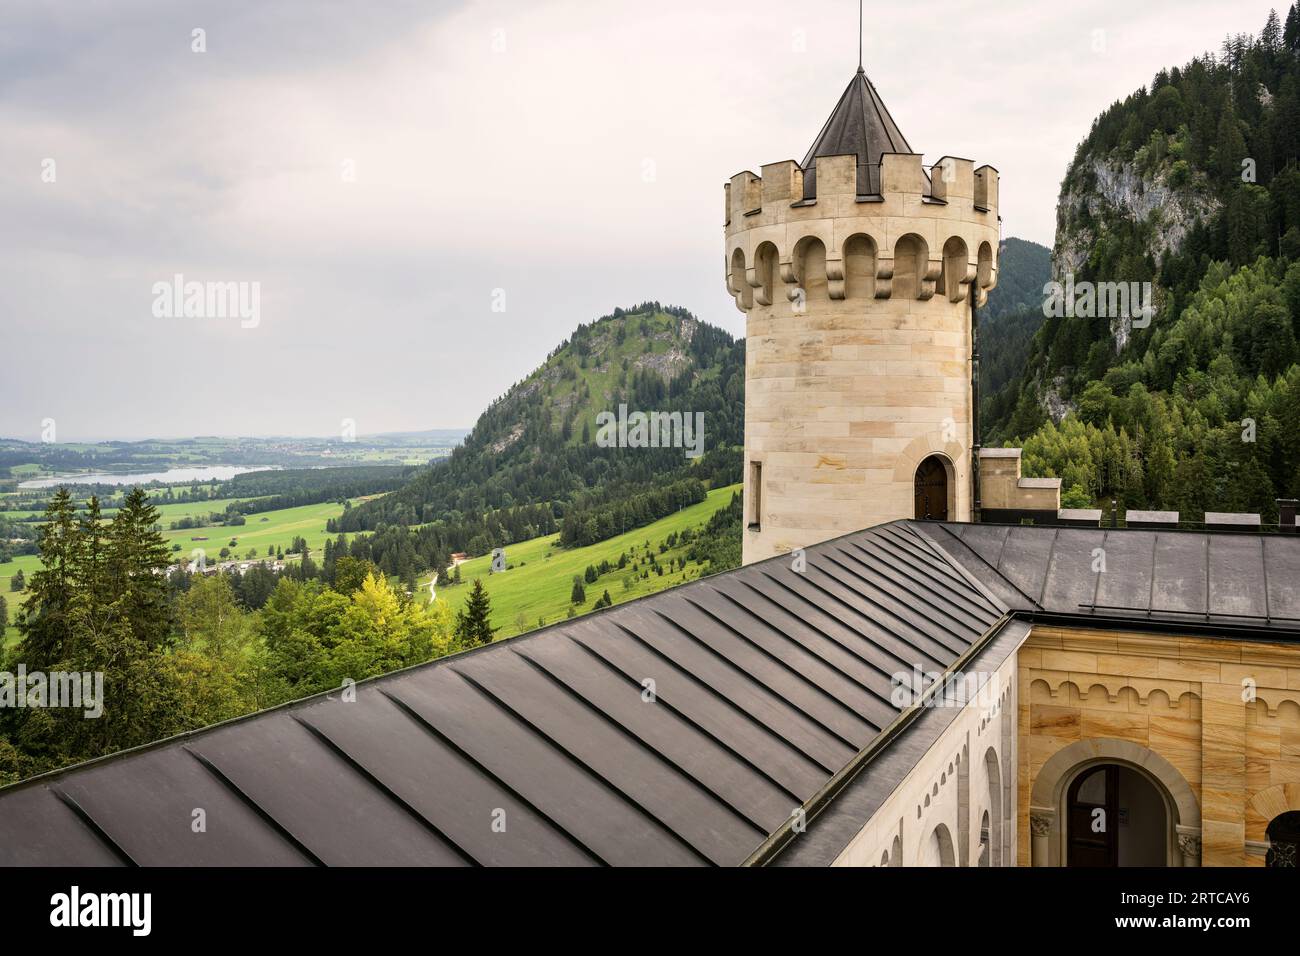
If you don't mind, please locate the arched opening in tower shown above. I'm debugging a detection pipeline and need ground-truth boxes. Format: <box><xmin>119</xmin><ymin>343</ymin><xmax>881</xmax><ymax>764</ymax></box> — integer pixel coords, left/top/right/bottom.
<box><xmin>913</xmin><ymin>455</ymin><xmax>949</xmax><ymax>521</ymax></box>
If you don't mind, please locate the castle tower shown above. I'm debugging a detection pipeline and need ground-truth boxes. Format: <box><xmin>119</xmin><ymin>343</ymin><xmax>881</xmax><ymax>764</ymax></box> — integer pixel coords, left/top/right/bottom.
<box><xmin>726</xmin><ymin>66</ymin><xmax>1000</xmax><ymax>565</ymax></box>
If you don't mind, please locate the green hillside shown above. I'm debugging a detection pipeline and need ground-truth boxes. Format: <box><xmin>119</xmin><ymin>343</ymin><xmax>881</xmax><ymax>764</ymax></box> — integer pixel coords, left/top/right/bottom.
<box><xmin>330</xmin><ymin>303</ymin><xmax>745</xmax><ymax>583</ymax></box>
<box><xmin>425</xmin><ymin>483</ymin><xmax>741</xmax><ymax>641</ymax></box>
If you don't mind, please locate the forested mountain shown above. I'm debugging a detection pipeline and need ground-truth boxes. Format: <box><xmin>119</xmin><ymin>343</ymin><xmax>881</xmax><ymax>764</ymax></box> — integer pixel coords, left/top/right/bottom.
<box><xmin>984</xmin><ymin>5</ymin><xmax>1300</xmax><ymax>520</ymax></box>
<box><xmin>334</xmin><ymin>304</ymin><xmax>744</xmax><ymax>581</ymax></box>
<box><xmin>983</xmin><ymin>237</ymin><xmax>1053</xmax><ymax>323</ymax></box>
<box><xmin>979</xmin><ymin>238</ymin><xmax>1052</xmax><ymax>405</ymax></box>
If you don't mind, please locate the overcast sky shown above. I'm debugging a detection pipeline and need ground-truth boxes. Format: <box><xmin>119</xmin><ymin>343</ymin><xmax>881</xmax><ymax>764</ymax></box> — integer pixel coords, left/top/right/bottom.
<box><xmin>0</xmin><ymin>0</ymin><xmax>1284</xmax><ymax>440</ymax></box>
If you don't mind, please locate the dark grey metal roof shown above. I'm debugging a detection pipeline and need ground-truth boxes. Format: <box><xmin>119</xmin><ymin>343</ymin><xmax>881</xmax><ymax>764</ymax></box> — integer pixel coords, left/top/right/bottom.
<box><xmin>800</xmin><ymin>68</ymin><xmax>915</xmax><ymax>199</ymax></box>
<box><xmin>920</xmin><ymin>523</ymin><xmax>1300</xmax><ymax>632</ymax></box>
<box><xmin>0</xmin><ymin>521</ymin><xmax>1007</xmax><ymax>867</ymax></box>
<box><xmin>770</xmin><ymin>618</ymin><xmax>1030</xmax><ymax>867</ymax></box>
<box><xmin>9</xmin><ymin>521</ymin><xmax>1291</xmax><ymax>866</ymax></box>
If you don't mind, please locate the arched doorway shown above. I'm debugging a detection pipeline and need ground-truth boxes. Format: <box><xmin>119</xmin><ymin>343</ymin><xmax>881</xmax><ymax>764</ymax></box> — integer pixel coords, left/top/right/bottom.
<box><xmin>1065</xmin><ymin>764</ymin><xmax>1168</xmax><ymax>867</ymax></box>
<box><xmin>1030</xmin><ymin>738</ymin><xmax>1200</xmax><ymax>867</ymax></box>
<box><xmin>914</xmin><ymin>455</ymin><xmax>949</xmax><ymax>520</ymax></box>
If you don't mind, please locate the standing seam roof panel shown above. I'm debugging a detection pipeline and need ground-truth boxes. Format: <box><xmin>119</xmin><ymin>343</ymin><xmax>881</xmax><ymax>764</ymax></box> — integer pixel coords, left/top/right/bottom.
<box><xmin>0</xmin><ymin>521</ymin><xmax>1022</xmax><ymax>867</ymax></box>
<box><xmin>689</xmin><ymin>584</ymin><xmax>899</xmax><ymax>729</ymax></box>
<box><xmin>707</xmin><ymin>576</ymin><xmax>904</xmax><ymax>701</ymax></box>
<box><xmin>297</xmin><ymin>690</ymin><xmax>600</xmax><ymax>866</ymax></box>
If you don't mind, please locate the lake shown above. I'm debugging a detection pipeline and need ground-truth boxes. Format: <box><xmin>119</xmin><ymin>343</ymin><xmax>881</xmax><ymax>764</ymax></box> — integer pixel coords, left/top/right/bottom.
<box><xmin>18</xmin><ymin>465</ymin><xmax>274</xmax><ymax>490</ymax></box>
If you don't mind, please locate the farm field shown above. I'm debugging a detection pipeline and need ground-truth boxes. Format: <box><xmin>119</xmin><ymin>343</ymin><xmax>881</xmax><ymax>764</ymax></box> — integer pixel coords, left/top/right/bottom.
<box><xmin>1</xmin><ymin>496</ymin><xmax>357</xmax><ymax>649</ymax></box>
<box><xmin>1</xmin><ymin>490</ymin><xmax>256</xmax><ymax>522</ymax></box>
<box><xmin>0</xmin><ymin>550</ymin><xmax>41</xmax><ymax>649</ymax></box>
<box><xmin>425</xmin><ymin>483</ymin><xmax>741</xmax><ymax>641</ymax></box>
<box><xmin>4</xmin><ymin>484</ymin><xmax>742</xmax><ymax>651</ymax></box>
<box><xmin>160</xmin><ymin>499</ymin><xmax>351</xmax><ymax>562</ymax></box>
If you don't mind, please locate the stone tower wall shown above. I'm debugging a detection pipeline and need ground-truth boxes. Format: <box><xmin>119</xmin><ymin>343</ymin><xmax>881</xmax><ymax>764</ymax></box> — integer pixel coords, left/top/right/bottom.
<box><xmin>726</xmin><ymin>151</ymin><xmax>1000</xmax><ymax>564</ymax></box>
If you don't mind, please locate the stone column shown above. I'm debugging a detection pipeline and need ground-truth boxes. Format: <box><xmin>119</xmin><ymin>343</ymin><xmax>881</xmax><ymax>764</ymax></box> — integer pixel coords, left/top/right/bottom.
<box><xmin>1030</xmin><ymin>809</ymin><xmax>1054</xmax><ymax>867</ymax></box>
<box><xmin>1176</xmin><ymin>827</ymin><xmax>1202</xmax><ymax>868</ymax></box>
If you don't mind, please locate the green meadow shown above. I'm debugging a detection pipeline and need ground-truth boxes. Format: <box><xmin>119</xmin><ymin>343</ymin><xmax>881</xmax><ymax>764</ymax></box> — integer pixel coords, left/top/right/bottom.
<box><xmin>427</xmin><ymin>483</ymin><xmax>741</xmax><ymax>641</ymax></box>
<box><xmin>161</xmin><ymin>499</ymin><xmax>352</xmax><ymax>561</ymax></box>
<box><xmin>2</xmin><ymin>497</ymin><xmax>357</xmax><ymax>648</ymax></box>
<box><xmin>0</xmin><ymin>551</ymin><xmax>41</xmax><ymax>649</ymax></box>
<box><xmin>2</xmin><ymin>491</ymin><xmax>249</xmax><ymax>524</ymax></box>
<box><xmin>3</xmin><ymin>483</ymin><xmax>742</xmax><ymax>650</ymax></box>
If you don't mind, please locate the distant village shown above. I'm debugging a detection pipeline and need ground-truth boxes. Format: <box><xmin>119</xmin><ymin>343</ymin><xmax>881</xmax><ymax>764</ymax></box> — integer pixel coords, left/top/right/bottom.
<box><xmin>177</xmin><ymin>556</ymin><xmax>287</xmax><ymax>577</ymax></box>
<box><xmin>174</xmin><ymin>550</ymin><xmax>470</xmax><ymax>580</ymax></box>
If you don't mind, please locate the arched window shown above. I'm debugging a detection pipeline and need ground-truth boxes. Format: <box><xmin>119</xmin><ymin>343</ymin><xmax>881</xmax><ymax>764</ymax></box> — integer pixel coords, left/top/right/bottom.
<box><xmin>978</xmin><ymin>810</ymin><xmax>991</xmax><ymax>867</ymax></box>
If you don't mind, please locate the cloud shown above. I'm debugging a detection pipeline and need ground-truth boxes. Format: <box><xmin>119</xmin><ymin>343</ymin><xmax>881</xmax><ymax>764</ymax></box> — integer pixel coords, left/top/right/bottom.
<box><xmin>0</xmin><ymin>0</ymin><xmax>1281</xmax><ymax>439</ymax></box>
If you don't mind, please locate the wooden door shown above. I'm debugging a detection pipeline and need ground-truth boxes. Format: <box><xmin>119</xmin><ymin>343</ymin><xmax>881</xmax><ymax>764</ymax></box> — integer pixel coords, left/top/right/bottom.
<box><xmin>914</xmin><ymin>456</ymin><xmax>949</xmax><ymax>520</ymax></box>
<box><xmin>1066</xmin><ymin>765</ymin><xmax>1119</xmax><ymax>867</ymax></box>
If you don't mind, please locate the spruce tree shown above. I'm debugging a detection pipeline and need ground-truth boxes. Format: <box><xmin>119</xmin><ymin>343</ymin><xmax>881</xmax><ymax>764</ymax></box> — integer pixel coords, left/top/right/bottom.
<box><xmin>108</xmin><ymin>486</ymin><xmax>172</xmax><ymax>648</ymax></box>
<box><xmin>322</xmin><ymin>538</ymin><xmax>335</xmax><ymax>581</ymax></box>
<box><xmin>454</xmin><ymin>579</ymin><xmax>497</xmax><ymax>647</ymax></box>
<box><xmin>75</xmin><ymin>496</ymin><xmax>109</xmax><ymax>610</ymax></box>
<box><xmin>16</xmin><ymin>488</ymin><xmax>77</xmax><ymax>668</ymax></box>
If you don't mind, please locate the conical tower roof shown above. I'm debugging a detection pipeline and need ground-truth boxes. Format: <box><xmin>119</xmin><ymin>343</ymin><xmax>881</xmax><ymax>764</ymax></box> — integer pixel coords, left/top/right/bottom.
<box><xmin>800</xmin><ymin>67</ymin><xmax>914</xmax><ymax>199</ymax></box>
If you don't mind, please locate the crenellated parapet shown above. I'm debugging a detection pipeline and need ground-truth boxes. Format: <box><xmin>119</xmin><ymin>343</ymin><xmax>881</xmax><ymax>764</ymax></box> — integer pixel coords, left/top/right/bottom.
<box><xmin>725</xmin><ymin>152</ymin><xmax>1000</xmax><ymax>313</ymax></box>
